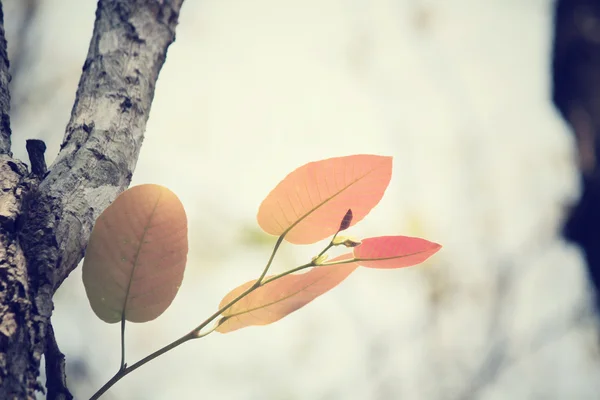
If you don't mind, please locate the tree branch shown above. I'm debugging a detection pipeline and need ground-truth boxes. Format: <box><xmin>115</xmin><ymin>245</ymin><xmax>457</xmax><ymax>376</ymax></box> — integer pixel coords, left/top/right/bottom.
<box><xmin>44</xmin><ymin>323</ymin><xmax>73</xmax><ymax>400</ymax></box>
<box><xmin>0</xmin><ymin>0</ymin><xmax>11</xmax><ymax>155</ymax></box>
<box><xmin>0</xmin><ymin>0</ymin><xmax>185</xmax><ymax>397</ymax></box>
<box><xmin>25</xmin><ymin>0</ymin><xmax>185</xmax><ymax>290</ymax></box>
<box><xmin>25</xmin><ymin>139</ymin><xmax>46</xmax><ymax>178</ymax></box>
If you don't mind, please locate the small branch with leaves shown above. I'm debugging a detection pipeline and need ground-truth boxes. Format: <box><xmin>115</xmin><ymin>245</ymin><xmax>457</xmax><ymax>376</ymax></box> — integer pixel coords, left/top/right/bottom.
<box><xmin>82</xmin><ymin>154</ymin><xmax>442</xmax><ymax>399</ymax></box>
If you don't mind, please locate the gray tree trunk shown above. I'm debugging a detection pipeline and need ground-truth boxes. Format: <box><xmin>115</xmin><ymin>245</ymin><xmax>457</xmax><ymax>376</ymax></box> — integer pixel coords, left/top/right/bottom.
<box><xmin>0</xmin><ymin>0</ymin><xmax>185</xmax><ymax>398</ymax></box>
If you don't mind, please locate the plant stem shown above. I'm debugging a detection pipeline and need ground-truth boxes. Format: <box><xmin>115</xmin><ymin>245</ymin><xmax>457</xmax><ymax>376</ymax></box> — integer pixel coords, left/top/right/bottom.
<box><xmin>262</xmin><ymin>262</ymin><xmax>314</xmax><ymax>285</ymax></box>
<box><xmin>119</xmin><ymin>317</ymin><xmax>126</xmax><ymax>370</ymax></box>
<box><xmin>89</xmin><ymin>235</ymin><xmax>288</xmax><ymax>398</ymax></box>
<box><xmin>316</xmin><ymin>235</ymin><xmax>337</xmax><ymax>259</ymax></box>
<box><xmin>321</xmin><ymin>257</ymin><xmax>359</xmax><ymax>267</ymax></box>
<box><xmin>89</xmin><ymin>275</ymin><xmax>278</xmax><ymax>400</ymax></box>
<box><xmin>254</xmin><ymin>233</ymin><xmax>285</xmax><ymax>286</ymax></box>
<box><xmin>89</xmin><ymin>331</ymin><xmax>195</xmax><ymax>400</ymax></box>
<box><xmin>261</xmin><ymin>255</ymin><xmax>359</xmax><ymax>286</ymax></box>
<box><xmin>191</xmin><ymin>280</ymin><xmax>263</xmax><ymax>334</ymax></box>
<box><xmin>89</xmin><ymin>234</ymin><xmax>351</xmax><ymax>399</ymax></box>
<box><xmin>316</xmin><ymin>243</ymin><xmax>333</xmax><ymax>259</ymax></box>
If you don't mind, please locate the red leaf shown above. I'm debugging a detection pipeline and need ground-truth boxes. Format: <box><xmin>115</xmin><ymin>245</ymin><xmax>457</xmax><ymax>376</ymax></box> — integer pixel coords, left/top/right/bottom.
<box><xmin>353</xmin><ymin>236</ymin><xmax>441</xmax><ymax>269</ymax></box>
<box><xmin>82</xmin><ymin>184</ymin><xmax>188</xmax><ymax>323</ymax></box>
<box><xmin>216</xmin><ymin>254</ymin><xmax>358</xmax><ymax>333</ymax></box>
<box><xmin>257</xmin><ymin>155</ymin><xmax>392</xmax><ymax>244</ymax></box>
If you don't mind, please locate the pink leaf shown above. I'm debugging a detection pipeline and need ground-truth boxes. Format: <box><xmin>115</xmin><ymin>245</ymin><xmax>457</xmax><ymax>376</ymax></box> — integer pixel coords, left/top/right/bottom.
<box><xmin>216</xmin><ymin>254</ymin><xmax>358</xmax><ymax>333</ymax></box>
<box><xmin>353</xmin><ymin>236</ymin><xmax>441</xmax><ymax>269</ymax></box>
<box><xmin>257</xmin><ymin>155</ymin><xmax>392</xmax><ymax>244</ymax></box>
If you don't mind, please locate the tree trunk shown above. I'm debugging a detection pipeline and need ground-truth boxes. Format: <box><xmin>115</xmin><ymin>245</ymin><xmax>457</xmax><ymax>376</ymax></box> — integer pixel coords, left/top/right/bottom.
<box><xmin>552</xmin><ymin>0</ymin><xmax>600</xmax><ymax>310</ymax></box>
<box><xmin>0</xmin><ymin>0</ymin><xmax>185</xmax><ymax>397</ymax></box>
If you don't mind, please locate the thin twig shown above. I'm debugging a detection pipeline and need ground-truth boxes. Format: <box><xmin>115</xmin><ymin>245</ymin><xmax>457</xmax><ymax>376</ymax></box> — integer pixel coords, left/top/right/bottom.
<box><xmin>89</xmin><ymin>210</ymin><xmax>370</xmax><ymax>397</ymax></box>
<box><xmin>119</xmin><ymin>317</ymin><xmax>126</xmax><ymax>371</ymax></box>
<box><xmin>90</xmin><ymin>235</ymin><xmax>315</xmax><ymax>398</ymax></box>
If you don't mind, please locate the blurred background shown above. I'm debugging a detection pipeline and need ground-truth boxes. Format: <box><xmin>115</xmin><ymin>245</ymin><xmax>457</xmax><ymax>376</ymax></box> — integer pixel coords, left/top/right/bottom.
<box><xmin>5</xmin><ymin>0</ymin><xmax>600</xmax><ymax>398</ymax></box>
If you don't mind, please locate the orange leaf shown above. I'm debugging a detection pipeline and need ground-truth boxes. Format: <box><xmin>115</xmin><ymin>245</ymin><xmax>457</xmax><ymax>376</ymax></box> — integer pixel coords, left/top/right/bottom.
<box><xmin>216</xmin><ymin>254</ymin><xmax>358</xmax><ymax>333</ymax></box>
<box><xmin>353</xmin><ymin>236</ymin><xmax>441</xmax><ymax>269</ymax></box>
<box><xmin>82</xmin><ymin>184</ymin><xmax>188</xmax><ymax>323</ymax></box>
<box><xmin>257</xmin><ymin>155</ymin><xmax>392</xmax><ymax>244</ymax></box>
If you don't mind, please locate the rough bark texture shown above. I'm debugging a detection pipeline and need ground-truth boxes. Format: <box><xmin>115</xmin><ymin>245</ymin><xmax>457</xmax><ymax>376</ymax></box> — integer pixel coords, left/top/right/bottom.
<box><xmin>0</xmin><ymin>155</ymin><xmax>40</xmax><ymax>398</ymax></box>
<box><xmin>0</xmin><ymin>0</ymin><xmax>185</xmax><ymax>398</ymax></box>
<box><xmin>553</xmin><ymin>0</ymin><xmax>600</xmax><ymax>309</ymax></box>
<box><xmin>44</xmin><ymin>324</ymin><xmax>71</xmax><ymax>400</ymax></box>
<box><xmin>25</xmin><ymin>139</ymin><xmax>47</xmax><ymax>178</ymax></box>
<box><xmin>0</xmin><ymin>1</ymin><xmax>11</xmax><ymax>155</ymax></box>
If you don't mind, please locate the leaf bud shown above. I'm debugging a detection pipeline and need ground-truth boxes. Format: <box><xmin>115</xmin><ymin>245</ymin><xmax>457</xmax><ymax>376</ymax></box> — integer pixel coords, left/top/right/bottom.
<box><xmin>339</xmin><ymin>209</ymin><xmax>353</xmax><ymax>231</ymax></box>
<box><xmin>332</xmin><ymin>235</ymin><xmax>362</xmax><ymax>248</ymax></box>
<box><xmin>311</xmin><ymin>254</ymin><xmax>329</xmax><ymax>265</ymax></box>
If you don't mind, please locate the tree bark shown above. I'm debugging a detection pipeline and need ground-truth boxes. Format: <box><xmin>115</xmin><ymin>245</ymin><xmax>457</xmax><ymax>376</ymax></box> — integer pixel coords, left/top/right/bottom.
<box><xmin>552</xmin><ymin>0</ymin><xmax>600</xmax><ymax>310</ymax></box>
<box><xmin>0</xmin><ymin>0</ymin><xmax>185</xmax><ymax>398</ymax></box>
<box><xmin>0</xmin><ymin>0</ymin><xmax>10</xmax><ymax>155</ymax></box>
